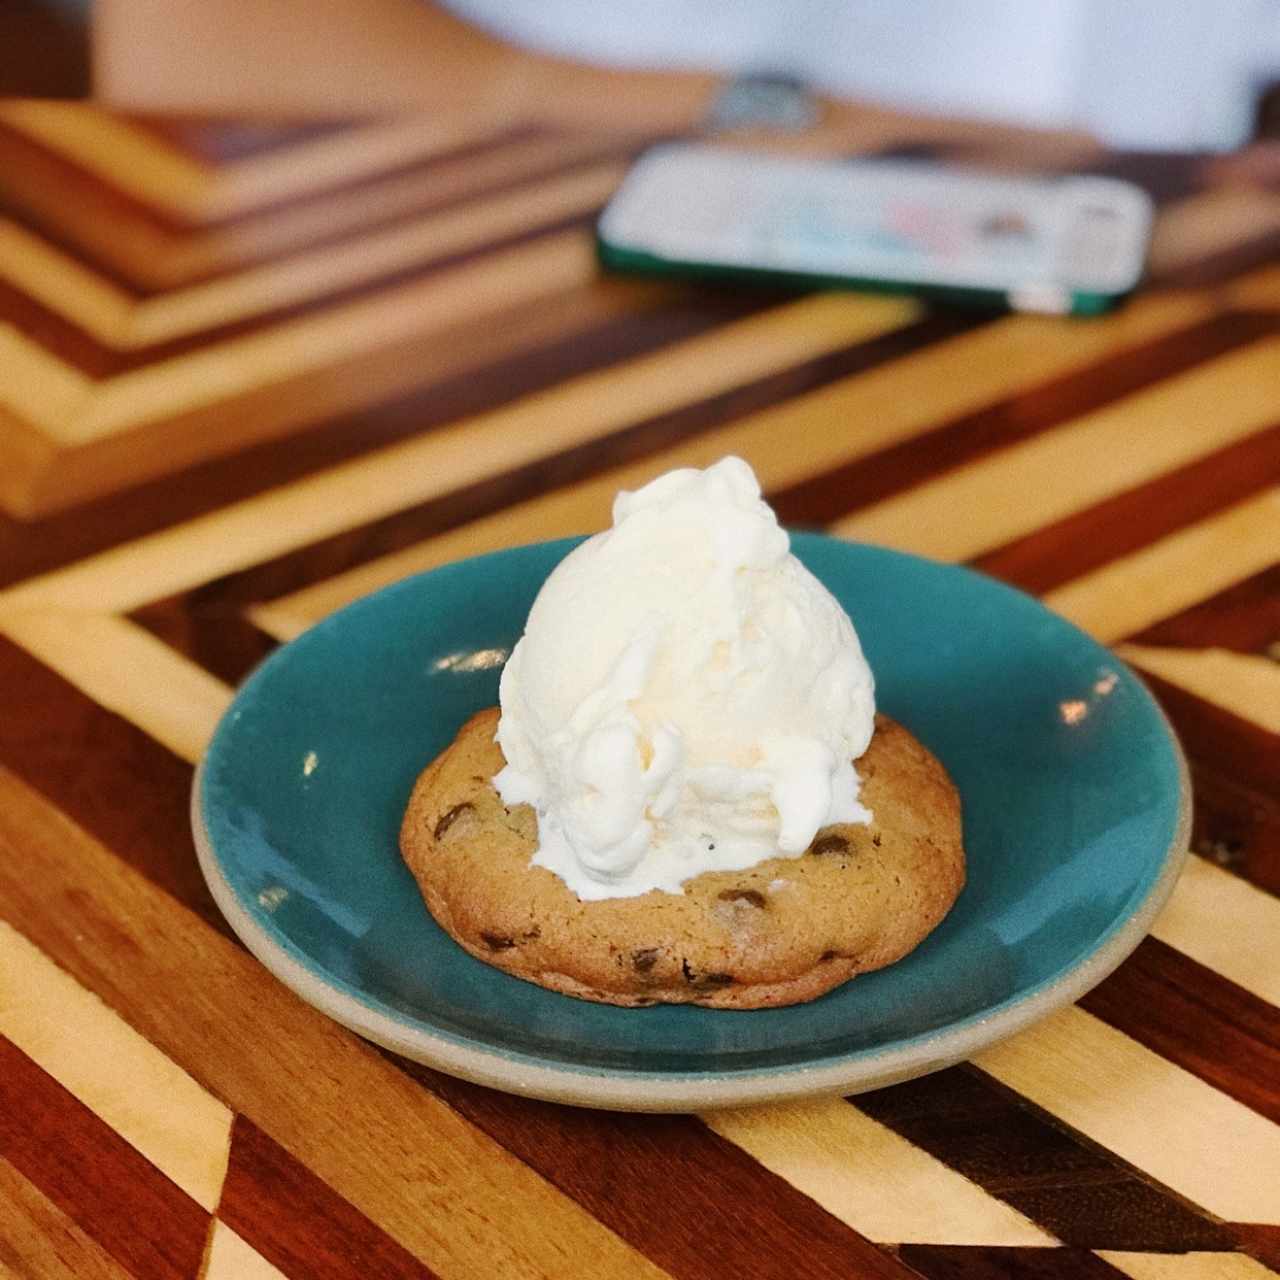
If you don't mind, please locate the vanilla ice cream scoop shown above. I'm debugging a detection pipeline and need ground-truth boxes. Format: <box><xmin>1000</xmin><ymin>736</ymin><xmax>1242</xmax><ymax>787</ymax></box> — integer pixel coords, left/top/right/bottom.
<box><xmin>494</xmin><ymin>456</ymin><xmax>875</xmax><ymax>900</ymax></box>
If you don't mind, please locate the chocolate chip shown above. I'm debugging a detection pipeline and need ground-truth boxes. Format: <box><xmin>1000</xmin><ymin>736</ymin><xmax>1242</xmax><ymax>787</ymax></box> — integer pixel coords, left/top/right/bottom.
<box><xmin>820</xmin><ymin>949</ymin><xmax>838</xmax><ymax>962</ymax></box>
<box><xmin>872</xmin><ymin>833</ymin><xmax>882</xmax><ymax>848</ymax></box>
<box><xmin>681</xmin><ymin>958</ymin><xmax>735</xmax><ymax>989</ymax></box>
<box><xmin>479</xmin><ymin>932</ymin><xmax>515</xmax><ymax>951</ymax></box>
<box><xmin>632</xmin><ymin>948</ymin><xmax>660</xmax><ymax>973</ymax></box>
<box><xmin>810</xmin><ymin>834</ymin><xmax>849</xmax><ymax>856</ymax></box>
<box><xmin>699</xmin><ymin>972</ymin><xmax>735</xmax><ymax>988</ymax></box>
<box><xmin>433</xmin><ymin>802</ymin><xmax>473</xmax><ymax>840</ymax></box>
<box><xmin>717</xmin><ymin>888</ymin><xmax>766</xmax><ymax>909</ymax></box>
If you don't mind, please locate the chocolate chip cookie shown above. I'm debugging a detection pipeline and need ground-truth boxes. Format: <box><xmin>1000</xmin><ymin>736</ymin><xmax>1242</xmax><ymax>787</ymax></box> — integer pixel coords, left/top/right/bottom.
<box><xmin>399</xmin><ymin>707</ymin><xmax>964</xmax><ymax>1008</ymax></box>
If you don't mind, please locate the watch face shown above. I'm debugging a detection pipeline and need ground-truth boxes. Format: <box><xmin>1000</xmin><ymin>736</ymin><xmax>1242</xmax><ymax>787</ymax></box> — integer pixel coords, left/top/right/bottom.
<box><xmin>705</xmin><ymin>74</ymin><xmax>819</xmax><ymax>131</ymax></box>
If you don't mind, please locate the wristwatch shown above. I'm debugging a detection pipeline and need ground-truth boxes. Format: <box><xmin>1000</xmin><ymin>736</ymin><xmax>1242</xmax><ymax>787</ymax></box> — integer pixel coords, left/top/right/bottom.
<box><xmin>704</xmin><ymin>72</ymin><xmax>819</xmax><ymax>132</ymax></box>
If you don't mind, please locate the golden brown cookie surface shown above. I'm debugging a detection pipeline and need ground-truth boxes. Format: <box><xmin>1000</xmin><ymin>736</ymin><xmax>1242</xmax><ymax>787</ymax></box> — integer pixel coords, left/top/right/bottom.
<box><xmin>399</xmin><ymin>707</ymin><xmax>964</xmax><ymax>1008</ymax></box>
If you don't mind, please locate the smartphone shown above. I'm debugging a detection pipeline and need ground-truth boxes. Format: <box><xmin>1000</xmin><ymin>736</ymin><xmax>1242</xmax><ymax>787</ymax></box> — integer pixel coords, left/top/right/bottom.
<box><xmin>597</xmin><ymin>143</ymin><xmax>1154</xmax><ymax>315</ymax></box>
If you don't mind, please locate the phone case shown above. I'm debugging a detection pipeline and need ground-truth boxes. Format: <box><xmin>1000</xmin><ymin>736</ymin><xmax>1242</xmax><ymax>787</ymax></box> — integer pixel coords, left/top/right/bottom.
<box><xmin>596</xmin><ymin>145</ymin><xmax>1153</xmax><ymax>316</ymax></box>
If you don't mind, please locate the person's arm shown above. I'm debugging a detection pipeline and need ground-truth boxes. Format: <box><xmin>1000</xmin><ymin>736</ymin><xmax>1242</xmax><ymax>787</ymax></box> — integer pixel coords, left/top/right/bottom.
<box><xmin>94</xmin><ymin>0</ymin><xmax>722</xmax><ymax>129</ymax></box>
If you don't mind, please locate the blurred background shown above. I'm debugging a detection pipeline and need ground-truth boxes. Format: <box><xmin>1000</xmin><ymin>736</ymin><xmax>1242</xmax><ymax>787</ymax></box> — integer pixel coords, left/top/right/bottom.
<box><xmin>2</xmin><ymin>0</ymin><xmax>1280</xmax><ymax>152</ymax></box>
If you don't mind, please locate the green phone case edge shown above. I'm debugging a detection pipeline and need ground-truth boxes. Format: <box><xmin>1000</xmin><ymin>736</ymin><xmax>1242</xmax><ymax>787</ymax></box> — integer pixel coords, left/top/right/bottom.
<box><xmin>596</xmin><ymin>234</ymin><xmax>1127</xmax><ymax>317</ymax></box>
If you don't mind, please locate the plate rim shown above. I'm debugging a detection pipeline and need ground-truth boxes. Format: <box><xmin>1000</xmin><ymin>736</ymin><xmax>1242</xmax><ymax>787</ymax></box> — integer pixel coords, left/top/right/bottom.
<box><xmin>192</xmin><ymin>537</ymin><xmax>1193</xmax><ymax>1112</ymax></box>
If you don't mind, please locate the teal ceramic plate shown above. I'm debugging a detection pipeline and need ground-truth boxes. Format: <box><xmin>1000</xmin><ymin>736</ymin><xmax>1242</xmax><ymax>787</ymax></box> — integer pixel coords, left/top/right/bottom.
<box><xmin>193</xmin><ymin>536</ymin><xmax>1189</xmax><ymax>1111</ymax></box>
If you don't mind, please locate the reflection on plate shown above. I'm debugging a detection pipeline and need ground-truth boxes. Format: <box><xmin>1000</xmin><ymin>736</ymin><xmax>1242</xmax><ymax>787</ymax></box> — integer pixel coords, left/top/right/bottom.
<box><xmin>193</xmin><ymin>535</ymin><xmax>1189</xmax><ymax>1111</ymax></box>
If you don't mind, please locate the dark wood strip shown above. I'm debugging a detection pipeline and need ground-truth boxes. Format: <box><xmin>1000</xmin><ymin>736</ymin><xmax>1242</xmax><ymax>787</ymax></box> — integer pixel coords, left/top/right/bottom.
<box><xmin>172</xmin><ymin>138</ymin><xmax>652</xmax><ymax>286</ymax></box>
<box><xmin>148</xmin><ymin>309</ymin><xmax>982</xmax><ymax>659</ymax></box>
<box><xmin>927</xmin><ymin>146</ymin><xmax>1206</xmax><ymax>208</ymax></box>
<box><xmin>125</xmin><ymin>115</ymin><xmax>352</xmax><ymax>164</ymax></box>
<box><xmin>0</xmin><ymin>207</ymin><xmax>600</xmax><ymax>375</ymax></box>
<box><xmin>1232</xmin><ymin>1223</ymin><xmax>1280</xmax><ymax>1273</ymax></box>
<box><xmin>974</xmin><ymin>421</ymin><xmax>1280</xmax><ymax>594</ymax></box>
<box><xmin>131</xmin><ymin>594</ymin><xmax>279</xmax><ymax>689</ymax></box>
<box><xmin>0</xmin><ymin>1034</ymin><xmax>211</xmax><ymax>1280</ymax></box>
<box><xmin>0</xmin><ymin>279</ymin><xmax>758</xmax><ymax>586</ymax></box>
<box><xmin>873</xmin><ymin>142</ymin><xmax>948</xmax><ymax>163</ymax></box>
<box><xmin>0</xmin><ymin>1153</ymin><xmax>134</xmax><ymax>1280</ymax></box>
<box><xmin>898</xmin><ymin>1246</ymin><xmax>1128</xmax><ymax>1280</ymax></box>
<box><xmin>388</xmin><ymin>1054</ymin><xmax>914</xmax><ymax>1280</ymax></box>
<box><xmin>176</xmin><ymin>122</ymin><xmax>556</xmax><ymax>229</ymax></box>
<box><xmin>1127</xmin><ymin>563</ymin><xmax>1280</xmax><ymax>655</ymax></box>
<box><xmin>853</xmin><ymin>1066</ymin><xmax>1232</xmax><ymax>1251</ymax></box>
<box><xmin>197</xmin><ymin>133</ymin><xmax>671</xmax><ymax>288</ymax></box>
<box><xmin>1079</xmin><ymin>936</ymin><xmax>1280</xmax><ymax>1124</ymax></box>
<box><xmin>0</xmin><ymin>274</ymin><xmax>123</xmax><ymax>376</ymax></box>
<box><xmin>1141</xmin><ymin>672</ymin><xmax>1280</xmax><ymax>895</ymax></box>
<box><xmin>769</xmin><ymin>310</ymin><xmax>1280</xmax><ymax>528</ymax></box>
<box><xmin>0</xmin><ymin>1</ymin><xmax>90</xmax><ymax>98</ymax></box>
<box><xmin>1079</xmin><ymin>151</ymin><xmax>1209</xmax><ymax>207</ymax></box>
<box><xmin>1155</xmin><ymin>226</ymin><xmax>1280</xmax><ymax>290</ymax></box>
<box><xmin>0</xmin><ymin>635</ymin><xmax>226</xmax><ymax>933</ymax></box>
<box><xmin>219</xmin><ymin>1115</ymin><xmax>437</xmax><ymax>1280</ymax></box>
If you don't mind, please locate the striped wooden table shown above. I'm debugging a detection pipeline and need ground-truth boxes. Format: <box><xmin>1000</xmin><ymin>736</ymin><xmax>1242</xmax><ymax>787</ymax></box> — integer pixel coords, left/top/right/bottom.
<box><xmin>1</xmin><ymin>101</ymin><xmax>1278</xmax><ymax>1280</ymax></box>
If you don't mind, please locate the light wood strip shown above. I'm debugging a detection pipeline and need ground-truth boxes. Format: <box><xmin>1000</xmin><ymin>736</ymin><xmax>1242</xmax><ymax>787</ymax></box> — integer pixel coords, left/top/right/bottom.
<box><xmin>0</xmin><ymin>1155</ymin><xmax>134</xmax><ymax>1280</ymax></box>
<box><xmin>974</xmin><ymin>1005</ymin><xmax>1280</xmax><ymax>1222</ymax></box>
<box><xmin>0</xmin><ymin>291</ymin><xmax>917</xmax><ymax>611</ymax></box>
<box><xmin>0</xmin><ymin>767</ymin><xmax>669</xmax><ymax>1280</ymax></box>
<box><xmin>704</xmin><ymin>1098</ymin><xmax>1056</xmax><ymax>1246</ymax></box>
<box><xmin>1099</xmin><ymin>1250</ymin><xmax>1280</xmax><ymax>1280</ymax></box>
<box><xmin>0</xmin><ymin>323</ymin><xmax>94</xmax><ymax>437</ymax></box>
<box><xmin>0</xmin><ymin>102</ymin><xmax>211</xmax><ymax>214</ymax></box>
<box><xmin>1042</xmin><ymin>488</ymin><xmax>1280</xmax><ymax>645</ymax></box>
<box><xmin>203</xmin><ymin>1222</ymin><xmax>289</xmax><ymax>1280</ymax></box>
<box><xmin>248</xmin><ymin>289</ymin><xmax>1217</xmax><ymax>640</ymax></box>
<box><xmin>0</xmin><ymin>162</ymin><xmax>624</xmax><ymax>347</ymax></box>
<box><xmin>0</xmin><ymin>612</ymin><xmax>231</xmax><ymax>764</ymax></box>
<box><xmin>130</xmin><ymin>160</ymin><xmax>626</xmax><ymax>345</ymax></box>
<box><xmin>0</xmin><ymin>412</ymin><xmax>60</xmax><ymax>522</ymax></box>
<box><xmin>77</xmin><ymin>230</ymin><xmax>597</xmax><ymax>441</ymax></box>
<box><xmin>1148</xmin><ymin>187</ymin><xmax>1280</xmax><ymax>279</ymax></box>
<box><xmin>1151</xmin><ymin>856</ymin><xmax>1280</xmax><ymax>1009</ymax></box>
<box><xmin>0</xmin><ymin>103</ymin><xmax>510</xmax><ymax>220</ymax></box>
<box><xmin>0</xmin><ymin>219</ymin><xmax>134</xmax><ymax>343</ymax></box>
<box><xmin>833</xmin><ymin>338</ymin><xmax>1280</xmax><ymax>560</ymax></box>
<box><xmin>1117</xmin><ymin>644</ymin><xmax>1280</xmax><ymax>735</ymax></box>
<box><xmin>0</xmin><ymin>919</ymin><xmax>231</xmax><ymax>1211</ymax></box>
